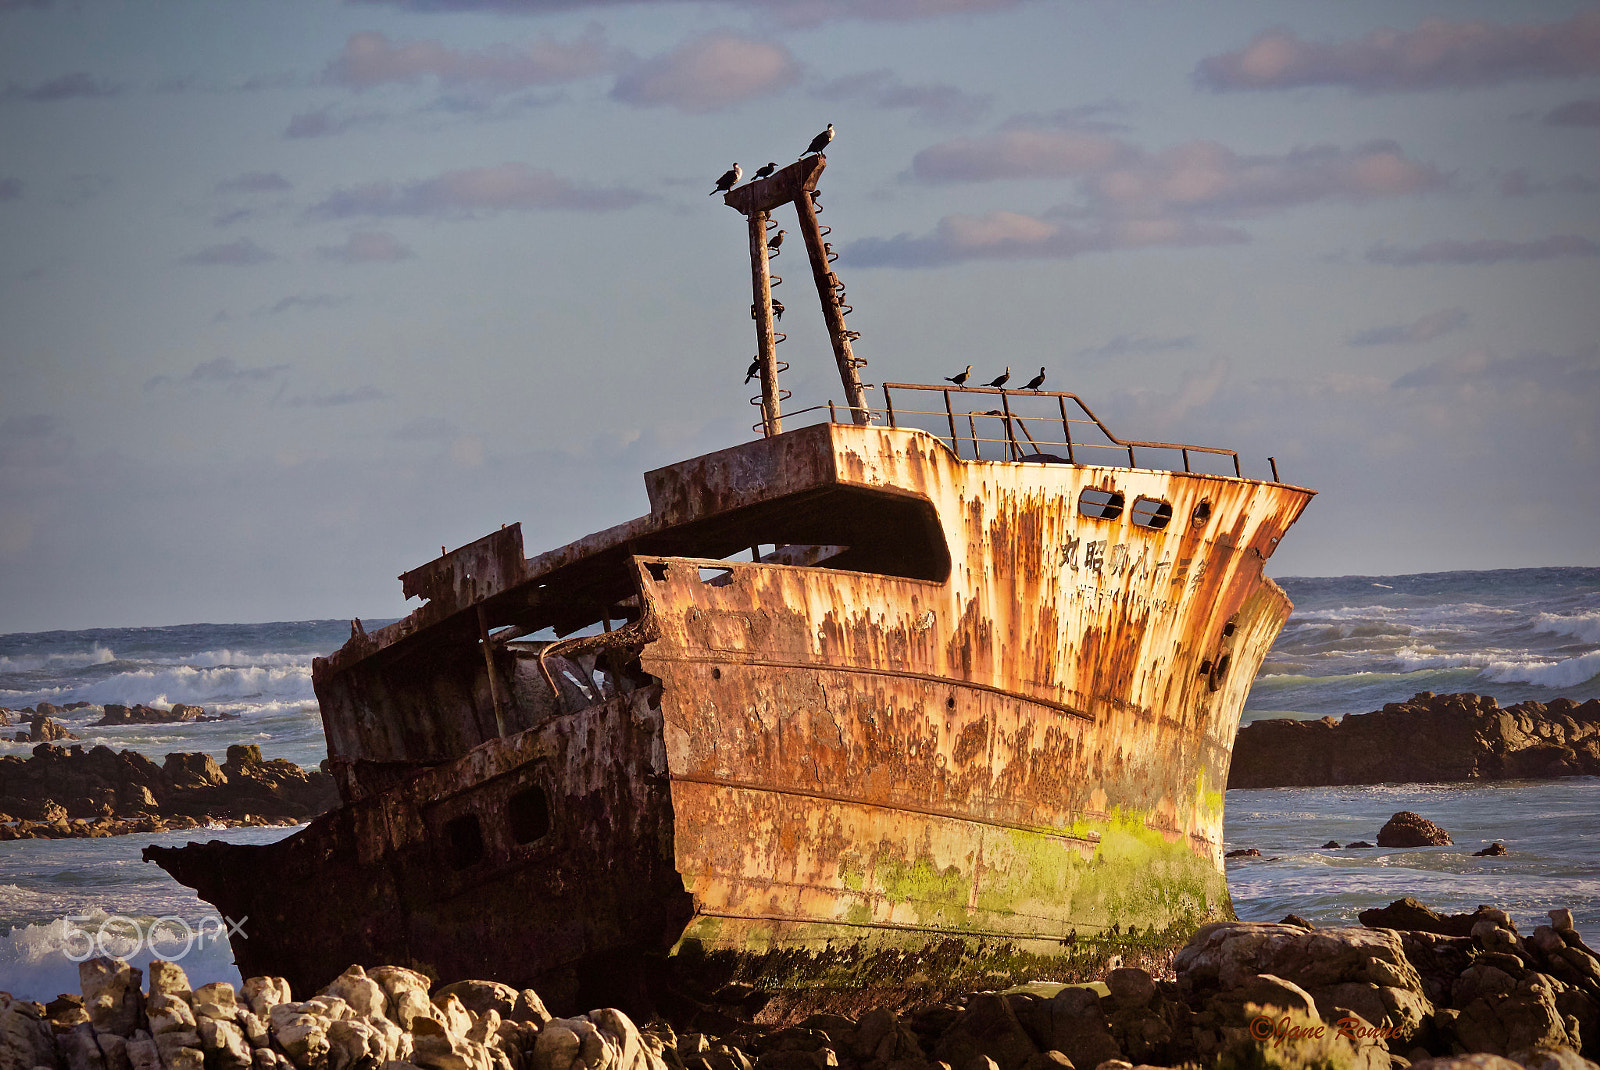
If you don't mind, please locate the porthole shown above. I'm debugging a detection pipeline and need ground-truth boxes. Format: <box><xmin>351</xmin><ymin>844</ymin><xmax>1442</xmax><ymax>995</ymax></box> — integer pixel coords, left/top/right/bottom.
<box><xmin>445</xmin><ymin>814</ymin><xmax>485</xmax><ymax>869</ymax></box>
<box><xmin>1077</xmin><ymin>488</ymin><xmax>1124</xmax><ymax>521</ymax></box>
<box><xmin>1130</xmin><ymin>497</ymin><xmax>1173</xmax><ymax>530</ymax></box>
<box><xmin>508</xmin><ymin>786</ymin><xmax>551</xmax><ymax>845</ymax></box>
<box><xmin>1191</xmin><ymin>501</ymin><xmax>1212</xmax><ymax>529</ymax></box>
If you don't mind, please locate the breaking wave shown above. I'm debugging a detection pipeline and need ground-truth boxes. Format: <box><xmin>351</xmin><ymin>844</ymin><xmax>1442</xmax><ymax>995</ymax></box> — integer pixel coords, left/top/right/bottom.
<box><xmin>1482</xmin><ymin>651</ymin><xmax>1600</xmax><ymax>690</ymax></box>
<box><xmin>0</xmin><ymin>646</ymin><xmax>117</xmax><ymax>673</ymax></box>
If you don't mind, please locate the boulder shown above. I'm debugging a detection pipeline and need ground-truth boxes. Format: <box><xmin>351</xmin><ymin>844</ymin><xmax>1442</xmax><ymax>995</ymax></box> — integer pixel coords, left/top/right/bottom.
<box><xmin>164</xmin><ymin>753</ymin><xmax>227</xmax><ymax>790</ymax></box>
<box><xmin>1377</xmin><ymin>812</ymin><xmax>1453</xmax><ymax>848</ymax></box>
<box><xmin>433</xmin><ymin>982</ymin><xmax>519</xmax><ymax>1022</ymax></box>
<box><xmin>322</xmin><ymin>965</ymin><xmax>387</xmax><ymax>1020</ymax></box>
<box><xmin>1174</xmin><ymin>922</ymin><xmax>1434</xmax><ymax>1043</ymax></box>
<box><xmin>241</xmin><ymin>977</ymin><xmax>291</xmax><ymax>1018</ymax></box>
<box><xmin>0</xmin><ymin>998</ymin><xmax>59</xmax><ymax>1070</ymax></box>
<box><xmin>80</xmin><ymin>957</ymin><xmax>144</xmax><ymax>1036</ymax></box>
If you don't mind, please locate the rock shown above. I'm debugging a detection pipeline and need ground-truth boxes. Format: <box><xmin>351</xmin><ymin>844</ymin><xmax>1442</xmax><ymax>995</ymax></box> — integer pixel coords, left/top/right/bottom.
<box><xmin>80</xmin><ymin>957</ymin><xmax>144</xmax><ymax>1036</ymax></box>
<box><xmin>1378</xmin><ymin>812</ymin><xmax>1453</xmax><ymax>848</ymax></box>
<box><xmin>1348</xmin><ymin>841</ymin><xmax>1375</xmax><ymax>849</ymax></box>
<box><xmin>1448</xmin><ymin>978</ymin><xmax>1578</xmax><ymax>1056</ymax></box>
<box><xmin>1280</xmin><ymin>915</ymin><xmax>1316</xmax><ymax>930</ymax></box>
<box><xmin>1550</xmin><ymin>909</ymin><xmax>1576</xmax><ymax>932</ymax></box>
<box><xmin>1506</xmin><ymin>1047</ymin><xmax>1599</xmax><ymax>1070</ymax></box>
<box><xmin>1474</xmin><ymin>844</ymin><xmax>1508</xmax><ymax>857</ymax></box>
<box><xmin>126</xmin><ymin>1032</ymin><xmax>162</xmax><ymax>1070</ymax></box>
<box><xmin>1174</xmin><ymin>921</ymin><xmax>1434</xmax><ymax>1043</ymax></box>
<box><xmin>148</xmin><ymin>991</ymin><xmax>198</xmax><ymax>1033</ymax></box>
<box><xmin>511</xmin><ymin>990</ymin><xmax>552</xmax><ymax>1026</ymax></box>
<box><xmin>268</xmin><ymin>1004</ymin><xmax>331</xmax><ymax>1069</ymax></box>
<box><xmin>322</xmin><ymin>966</ymin><xmax>386</xmax><ymax>1020</ymax></box>
<box><xmin>1037</xmin><ymin>988</ymin><xmax>1121</xmax><ymax>1070</ymax></box>
<box><xmin>61</xmin><ymin>1022</ymin><xmax>111</xmax><ymax>1070</ymax></box>
<box><xmin>433</xmin><ymin>982</ymin><xmax>518</xmax><ymax>1022</ymax></box>
<box><xmin>1228</xmin><ymin>693</ymin><xmax>1600</xmax><ymax>788</ymax></box>
<box><xmin>164</xmin><ymin>753</ymin><xmax>227</xmax><ymax>790</ymax></box>
<box><xmin>1104</xmin><ymin>969</ymin><xmax>1156</xmax><ymax>1012</ymax></box>
<box><xmin>241</xmin><ymin>977</ymin><xmax>291</xmax><ymax>1019</ymax></box>
<box><xmin>192</xmin><ymin>982</ymin><xmax>237</xmax><ymax>1020</ymax></box>
<box><xmin>1224</xmin><ymin>849</ymin><xmax>1261</xmax><ymax>858</ymax></box>
<box><xmin>1361</xmin><ymin>898</ymin><xmax>1479</xmax><ymax>938</ymax></box>
<box><xmin>1322</xmin><ymin>841</ymin><xmax>1343</xmax><ymax>849</ymax></box>
<box><xmin>197</xmin><ymin>1017</ymin><xmax>253</xmax><ymax>1070</ymax></box>
<box><xmin>0</xmin><ymin>998</ymin><xmax>59</xmax><ymax>1070</ymax></box>
<box><xmin>933</xmin><ymin>993</ymin><xmax>1039</xmax><ymax>1070</ymax></box>
<box><xmin>31</xmin><ymin>713</ymin><xmax>79</xmax><ymax>742</ymax></box>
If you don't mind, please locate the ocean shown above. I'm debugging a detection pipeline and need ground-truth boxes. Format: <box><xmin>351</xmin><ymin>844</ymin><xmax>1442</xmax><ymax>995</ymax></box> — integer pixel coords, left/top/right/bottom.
<box><xmin>1</xmin><ymin>566</ymin><xmax>1596</xmax><ymax>1002</ymax></box>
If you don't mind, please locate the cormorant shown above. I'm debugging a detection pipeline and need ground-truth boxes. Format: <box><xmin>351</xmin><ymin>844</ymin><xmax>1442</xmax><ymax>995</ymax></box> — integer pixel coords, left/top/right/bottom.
<box><xmin>805</xmin><ymin>124</ymin><xmax>834</xmax><ymax>157</ymax></box>
<box><xmin>711</xmin><ymin>164</ymin><xmax>742</xmax><ymax>195</ymax></box>
<box><xmin>771</xmin><ymin>300</ymin><xmax>785</xmax><ymax>321</ymax></box>
<box><xmin>744</xmin><ymin>358</ymin><xmax>760</xmax><ymax>384</ymax></box>
<box><xmin>1023</xmin><ymin>367</ymin><xmax>1046</xmax><ymax>391</ymax></box>
<box><xmin>767</xmin><ymin>229</ymin><xmax>786</xmax><ymax>253</ymax></box>
<box><xmin>753</xmin><ymin>162</ymin><xmax>777</xmax><ymax>180</ymax></box>
<box><xmin>944</xmin><ymin>364</ymin><xmax>973</xmax><ymax>386</ymax></box>
<box><xmin>986</xmin><ymin>366</ymin><xmax>1011</xmax><ymax>388</ymax></box>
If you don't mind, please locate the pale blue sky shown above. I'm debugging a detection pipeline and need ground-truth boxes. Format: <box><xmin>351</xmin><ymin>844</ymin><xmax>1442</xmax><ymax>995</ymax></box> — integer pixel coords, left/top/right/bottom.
<box><xmin>2</xmin><ymin>0</ymin><xmax>1598</xmax><ymax>631</ymax></box>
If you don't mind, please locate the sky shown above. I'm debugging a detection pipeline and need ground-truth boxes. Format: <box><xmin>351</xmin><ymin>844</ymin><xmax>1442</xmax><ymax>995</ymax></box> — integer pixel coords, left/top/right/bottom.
<box><xmin>2</xmin><ymin>0</ymin><xmax>1598</xmax><ymax>633</ymax></box>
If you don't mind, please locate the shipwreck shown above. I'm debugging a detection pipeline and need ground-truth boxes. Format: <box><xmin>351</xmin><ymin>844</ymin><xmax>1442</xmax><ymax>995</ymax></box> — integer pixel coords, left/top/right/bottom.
<box><xmin>147</xmin><ymin>155</ymin><xmax>1315</xmax><ymax>1018</ymax></box>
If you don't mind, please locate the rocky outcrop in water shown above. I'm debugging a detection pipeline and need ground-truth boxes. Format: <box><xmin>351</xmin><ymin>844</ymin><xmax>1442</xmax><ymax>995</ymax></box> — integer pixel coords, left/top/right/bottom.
<box><xmin>0</xmin><ymin>743</ymin><xmax>335</xmax><ymax>838</ymax></box>
<box><xmin>95</xmin><ymin>702</ymin><xmax>238</xmax><ymax>726</ymax></box>
<box><xmin>1378</xmin><ymin>812</ymin><xmax>1454</xmax><ymax>848</ymax></box>
<box><xmin>4</xmin><ymin>901</ymin><xmax>1595</xmax><ymax>1070</ymax></box>
<box><xmin>1229</xmin><ymin>693</ymin><xmax>1600</xmax><ymax>789</ymax></box>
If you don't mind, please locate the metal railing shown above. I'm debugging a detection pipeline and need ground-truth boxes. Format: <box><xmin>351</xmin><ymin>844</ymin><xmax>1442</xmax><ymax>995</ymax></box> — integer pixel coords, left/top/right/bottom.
<box><xmin>878</xmin><ymin>383</ymin><xmax>1243</xmax><ymax>477</ymax></box>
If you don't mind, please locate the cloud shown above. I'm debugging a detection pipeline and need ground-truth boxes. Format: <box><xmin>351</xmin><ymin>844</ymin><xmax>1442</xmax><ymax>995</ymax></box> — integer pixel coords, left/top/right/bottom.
<box><xmin>1077</xmin><ymin>334</ymin><xmax>1199</xmax><ymax>359</ymax></box>
<box><xmin>1546</xmin><ymin>98</ymin><xmax>1600</xmax><ymax>127</ymax></box>
<box><xmin>324</xmin><ymin>27</ymin><xmax>617</xmax><ymax>92</ymax></box>
<box><xmin>1195</xmin><ymin>13</ymin><xmax>1600</xmax><ymax>93</ymax></box>
<box><xmin>610</xmin><ymin>31</ymin><xmax>799</xmax><ymax>113</ymax></box>
<box><xmin>317</xmin><ymin>231</ymin><xmax>414</xmax><ymax>263</ymax></box>
<box><xmin>854</xmin><ymin>128</ymin><xmax>1444</xmax><ymax>267</ymax></box>
<box><xmin>1498</xmin><ymin>169</ymin><xmax>1600</xmax><ymax>196</ymax></box>
<box><xmin>216</xmin><ymin>171</ymin><xmax>292</xmax><ymax>194</ymax></box>
<box><xmin>1367</xmin><ymin>235</ymin><xmax>1600</xmax><ymax>265</ymax></box>
<box><xmin>285</xmin><ymin>107</ymin><xmax>388</xmax><ymax>139</ymax></box>
<box><xmin>345</xmin><ymin>0</ymin><xmax>1020</xmax><ymax>25</ymax></box>
<box><xmin>144</xmin><ymin>357</ymin><xmax>289</xmax><ymax>390</ymax></box>
<box><xmin>847</xmin><ymin>210</ymin><xmax>1246</xmax><ymax>268</ymax></box>
<box><xmin>1348</xmin><ymin>307</ymin><xmax>1468</xmax><ymax>347</ymax></box>
<box><xmin>266</xmin><ymin>294</ymin><xmax>350</xmax><ymax>315</ymax></box>
<box><xmin>309</xmin><ymin>163</ymin><xmax>643</xmax><ymax>217</ymax></box>
<box><xmin>285</xmin><ymin>385</ymin><xmax>388</xmax><ymax>407</ymax></box>
<box><xmin>2</xmin><ymin>71</ymin><xmax>119</xmax><ymax>101</ymax></box>
<box><xmin>393</xmin><ymin>416</ymin><xmax>459</xmax><ymax>441</ymax></box>
<box><xmin>909</xmin><ymin>126</ymin><xmax>1128</xmax><ymax>182</ymax></box>
<box><xmin>0</xmin><ymin>177</ymin><xmax>19</xmax><ymax>201</ymax></box>
<box><xmin>812</xmin><ymin>70</ymin><xmax>989</xmax><ymax>124</ymax></box>
<box><xmin>180</xmin><ymin>238</ymin><xmax>277</xmax><ymax>266</ymax></box>
<box><xmin>1392</xmin><ymin>347</ymin><xmax>1600</xmax><ymax>393</ymax></box>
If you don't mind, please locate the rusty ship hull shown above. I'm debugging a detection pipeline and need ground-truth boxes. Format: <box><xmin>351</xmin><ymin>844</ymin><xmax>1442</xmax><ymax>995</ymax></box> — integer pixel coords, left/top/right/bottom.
<box><xmin>148</xmin><ymin>418</ymin><xmax>1312</xmax><ymax>1011</ymax></box>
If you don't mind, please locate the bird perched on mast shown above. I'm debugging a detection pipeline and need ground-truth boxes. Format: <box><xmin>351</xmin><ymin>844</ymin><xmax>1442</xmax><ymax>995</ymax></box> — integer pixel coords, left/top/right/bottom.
<box><xmin>986</xmin><ymin>366</ymin><xmax>1011</xmax><ymax>388</ymax></box>
<box><xmin>1023</xmin><ymin>367</ymin><xmax>1046</xmax><ymax>391</ymax></box>
<box><xmin>804</xmin><ymin>124</ymin><xmax>834</xmax><ymax>157</ymax></box>
<box><xmin>744</xmin><ymin>358</ymin><xmax>761</xmax><ymax>384</ymax></box>
<box><xmin>944</xmin><ymin>364</ymin><xmax>973</xmax><ymax>386</ymax></box>
<box><xmin>711</xmin><ymin>163</ymin><xmax>742</xmax><ymax>195</ymax></box>
<box><xmin>753</xmin><ymin>162</ymin><xmax>777</xmax><ymax>180</ymax></box>
<box><xmin>771</xmin><ymin>299</ymin><xmax>785</xmax><ymax>321</ymax></box>
<box><xmin>767</xmin><ymin>229</ymin><xmax>786</xmax><ymax>254</ymax></box>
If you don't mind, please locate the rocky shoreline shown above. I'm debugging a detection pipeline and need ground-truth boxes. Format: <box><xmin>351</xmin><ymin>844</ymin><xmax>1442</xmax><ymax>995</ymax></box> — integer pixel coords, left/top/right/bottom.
<box><xmin>2</xmin><ymin>702</ymin><xmax>241</xmax><ymax>745</ymax></box>
<box><xmin>1229</xmin><ymin>693</ymin><xmax>1600</xmax><ymax>789</ymax></box>
<box><xmin>0</xmin><ymin>743</ymin><xmax>335</xmax><ymax>840</ymax></box>
<box><xmin>3</xmin><ymin>899</ymin><xmax>1595</xmax><ymax>1070</ymax></box>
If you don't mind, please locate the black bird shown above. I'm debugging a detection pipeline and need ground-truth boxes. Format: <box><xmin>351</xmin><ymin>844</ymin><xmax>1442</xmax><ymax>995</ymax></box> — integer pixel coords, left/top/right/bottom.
<box><xmin>1023</xmin><ymin>366</ymin><xmax>1046</xmax><ymax>391</ymax></box>
<box><xmin>767</xmin><ymin>229</ymin><xmax>786</xmax><ymax>254</ymax></box>
<box><xmin>805</xmin><ymin>124</ymin><xmax>834</xmax><ymax>156</ymax></box>
<box><xmin>944</xmin><ymin>364</ymin><xmax>973</xmax><ymax>386</ymax></box>
<box><xmin>986</xmin><ymin>365</ymin><xmax>1011</xmax><ymax>389</ymax></box>
<box><xmin>753</xmin><ymin>162</ymin><xmax>777</xmax><ymax>180</ymax></box>
<box><xmin>744</xmin><ymin>358</ymin><xmax>760</xmax><ymax>384</ymax></box>
<box><xmin>710</xmin><ymin>163</ymin><xmax>742</xmax><ymax>195</ymax></box>
<box><xmin>771</xmin><ymin>299</ymin><xmax>785</xmax><ymax>321</ymax></box>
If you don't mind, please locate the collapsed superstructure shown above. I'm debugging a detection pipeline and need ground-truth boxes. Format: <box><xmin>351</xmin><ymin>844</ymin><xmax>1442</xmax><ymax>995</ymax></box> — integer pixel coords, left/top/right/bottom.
<box><xmin>147</xmin><ymin>155</ymin><xmax>1314</xmax><ymax>1017</ymax></box>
